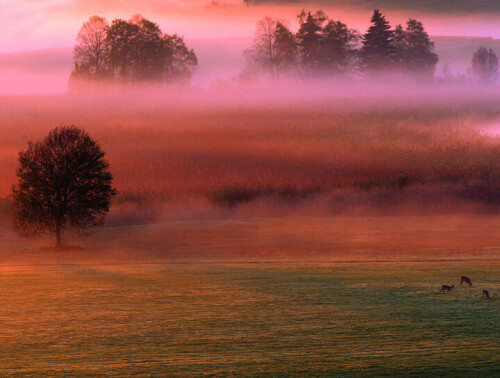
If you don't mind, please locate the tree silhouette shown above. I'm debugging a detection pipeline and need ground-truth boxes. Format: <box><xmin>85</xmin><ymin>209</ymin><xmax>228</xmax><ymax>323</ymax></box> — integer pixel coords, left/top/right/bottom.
<box><xmin>12</xmin><ymin>126</ymin><xmax>116</xmax><ymax>246</ymax></box>
<box><xmin>361</xmin><ymin>9</ymin><xmax>395</xmax><ymax>73</ymax></box>
<box><xmin>243</xmin><ymin>8</ymin><xmax>439</xmax><ymax>81</ymax></box>
<box><xmin>244</xmin><ymin>17</ymin><xmax>297</xmax><ymax>81</ymax></box>
<box><xmin>321</xmin><ymin>19</ymin><xmax>360</xmax><ymax>75</ymax></box>
<box><xmin>106</xmin><ymin>18</ymin><xmax>139</xmax><ymax>84</ymax></box>
<box><xmin>471</xmin><ymin>47</ymin><xmax>499</xmax><ymax>83</ymax></box>
<box><xmin>244</xmin><ymin>17</ymin><xmax>280</xmax><ymax>80</ymax></box>
<box><xmin>71</xmin><ymin>14</ymin><xmax>197</xmax><ymax>88</ymax></box>
<box><xmin>273</xmin><ymin>22</ymin><xmax>297</xmax><ymax>79</ymax></box>
<box><xmin>393</xmin><ymin>19</ymin><xmax>438</xmax><ymax>78</ymax></box>
<box><xmin>69</xmin><ymin>16</ymin><xmax>111</xmax><ymax>89</ymax></box>
<box><xmin>296</xmin><ymin>11</ymin><xmax>325</xmax><ymax>79</ymax></box>
<box><xmin>163</xmin><ymin>34</ymin><xmax>198</xmax><ymax>84</ymax></box>
<box><xmin>130</xmin><ymin>15</ymin><xmax>167</xmax><ymax>82</ymax></box>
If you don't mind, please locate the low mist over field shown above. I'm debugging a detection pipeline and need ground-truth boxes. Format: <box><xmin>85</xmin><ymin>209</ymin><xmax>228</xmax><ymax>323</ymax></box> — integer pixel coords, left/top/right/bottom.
<box><xmin>4</xmin><ymin>36</ymin><xmax>500</xmax><ymax>94</ymax></box>
<box><xmin>1</xmin><ymin>85</ymin><xmax>500</xmax><ymax>227</ymax></box>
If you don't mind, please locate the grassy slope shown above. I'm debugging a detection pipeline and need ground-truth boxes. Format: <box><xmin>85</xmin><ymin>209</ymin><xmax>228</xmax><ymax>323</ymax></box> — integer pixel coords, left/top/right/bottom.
<box><xmin>434</xmin><ymin>36</ymin><xmax>500</xmax><ymax>74</ymax></box>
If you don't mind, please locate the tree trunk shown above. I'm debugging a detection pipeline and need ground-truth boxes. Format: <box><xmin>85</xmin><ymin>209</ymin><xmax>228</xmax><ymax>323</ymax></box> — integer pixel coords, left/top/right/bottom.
<box><xmin>56</xmin><ymin>223</ymin><xmax>62</xmax><ymax>247</ymax></box>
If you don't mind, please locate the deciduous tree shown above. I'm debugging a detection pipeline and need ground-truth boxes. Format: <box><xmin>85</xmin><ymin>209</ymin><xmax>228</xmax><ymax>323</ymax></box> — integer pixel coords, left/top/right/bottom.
<box><xmin>471</xmin><ymin>46</ymin><xmax>498</xmax><ymax>83</ymax></box>
<box><xmin>12</xmin><ymin>126</ymin><xmax>116</xmax><ymax>246</ymax></box>
<box><xmin>244</xmin><ymin>17</ymin><xmax>280</xmax><ymax>80</ymax></box>
<box><xmin>70</xmin><ymin>16</ymin><xmax>111</xmax><ymax>88</ymax></box>
<box><xmin>71</xmin><ymin>15</ymin><xmax>197</xmax><ymax>88</ymax></box>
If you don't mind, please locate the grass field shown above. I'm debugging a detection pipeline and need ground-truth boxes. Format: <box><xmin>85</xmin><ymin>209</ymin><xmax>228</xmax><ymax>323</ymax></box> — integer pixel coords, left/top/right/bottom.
<box><xmin>0</xmin><ymin>216</ymin><xmax>499</xmax><ymax>376</ymax></box>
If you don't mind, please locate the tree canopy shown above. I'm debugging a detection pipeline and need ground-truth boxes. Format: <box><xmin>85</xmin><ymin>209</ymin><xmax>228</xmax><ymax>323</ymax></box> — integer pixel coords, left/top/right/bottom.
<box><xmin>70</xmin><ymin>15</ymin><xmax>197</xmax><ymax>89</ymax></box>
<box><xmin>393</xmin><ymin>19</ymin><xmax>438</xmax><ymax>78</ymax></box>
<box><xmin>361</xmin><ymin>9</ymin><xmax>395</xmax><ymax>72</ymax></box>
<box><xmin>244</xmin><ymin>17</ymin><xmax>297</xmax><ymax>80</ymax></box>
<box><xmin>471</xmin><ymin>46</ymin><xmax>499</xmax><ymax>83</ymax></box>
<box><xmin>72</xmin><ymin>16</ymin><xmax>110</xmax><ymax>82</ymax></box>
<box><xmin>244</xmin><ymin>9</ymin><xmax>437</xmax><ymax>81</ymax></box>
<box><xmin>12</xmin><ymin>126</ymin><xmax>116</xmax><ymax>246</ymax></box>
<box><xmin>296</xmin><ymin>11</ymin><xmax>325</xmax><ymax>79</ymax></box>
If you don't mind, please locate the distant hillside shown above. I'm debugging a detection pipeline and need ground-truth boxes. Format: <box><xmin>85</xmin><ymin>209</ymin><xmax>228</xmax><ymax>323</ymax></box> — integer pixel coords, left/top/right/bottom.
<box><xmin>0</xmin><ymin>38</ymin><xmax>250</xmax><ymax>94</ymax></box>
<box><xmin>250</xmin><ymin>1</ymin><xmax>500</xmax><ymax>13</ymax></box>
<box><xmin>433</xmin><ymin>36</ymin><xmax>500</xmax><ymax>75</ymax></box>
<box><xmin>0</xmin><ymin>48</ymin><xmax>72</xmax><ymax>95</ymax></box>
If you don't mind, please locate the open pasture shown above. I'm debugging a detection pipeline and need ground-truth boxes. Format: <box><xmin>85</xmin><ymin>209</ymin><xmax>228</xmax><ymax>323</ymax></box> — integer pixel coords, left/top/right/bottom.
<box><xmin>0</xmin><ymin>215</ymin><xmax>499</xmax><ymax>376</ymax></box>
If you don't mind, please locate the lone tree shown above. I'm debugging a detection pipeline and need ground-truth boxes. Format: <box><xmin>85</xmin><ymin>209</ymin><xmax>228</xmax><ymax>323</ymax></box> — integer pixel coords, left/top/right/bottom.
<box><xmin>12</xmin><ymin>126</ymin><xmax>116</xmax><ymax>246</ymax></box>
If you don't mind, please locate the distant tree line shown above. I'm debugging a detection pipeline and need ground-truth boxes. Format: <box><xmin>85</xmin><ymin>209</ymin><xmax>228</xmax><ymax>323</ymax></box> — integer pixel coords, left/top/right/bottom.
<box><xmin>470</xmin><ymin>47</ymin><xmax>498</xmax><ymax>83</ymax></box>
<box><xmin>70</xmin><ymin>15</ymin><xmax>197</xmax><ymax>89</ymax></box>
<box><xmin>435</xmin><ymin>46</ymin><xmax>499</xmax><ymax>84</ymax></box>
<box><xmin>244</xmin><ymin>9</ymin><xmax>438</xmax><ymax>81</ymax></box>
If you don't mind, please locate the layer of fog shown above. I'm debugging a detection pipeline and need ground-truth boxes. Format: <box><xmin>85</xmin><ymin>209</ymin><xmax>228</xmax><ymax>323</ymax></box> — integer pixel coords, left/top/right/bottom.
<box><xmin>2</xmin><ymin>35</ymin><xmax>500</xmax><ymax>95</ymax></box>
<box><xmin>1</xmin><ymin>81</ymin><xmax>499</xmax><ymax>224</ymax></box>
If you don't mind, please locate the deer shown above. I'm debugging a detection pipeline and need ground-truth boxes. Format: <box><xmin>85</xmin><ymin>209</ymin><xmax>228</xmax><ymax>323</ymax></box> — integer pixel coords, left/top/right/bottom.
<box><xmin>460</xmin><ymin>276</ymin><xmax>472</xmax><ymax>286</ymax></box>
<box><xmin>483</xmin><ymin>290</ymin><xmax>490</xmax><ymax>299</ymax></box>
<box><xmin>440</xmin><ymin>284</ymin><xmax>454</xmax><ymax>293</ymax></box>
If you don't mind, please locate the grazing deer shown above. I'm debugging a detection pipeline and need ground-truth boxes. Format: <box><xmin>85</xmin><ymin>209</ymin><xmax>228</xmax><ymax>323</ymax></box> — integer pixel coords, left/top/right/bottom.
<box><xmin>483</xmin><ymin>290</ymin><xmax>490</xmax><ymax>299</ymax></box>
<box><xmin>460</xmin><ymin>276</ymin><xmax>472</xmax><ymax>286</ymax></box>
<box><xmin>440</xmin><ymin>284</ymin><xmax>454</xmax><ymax>293</ymax></box>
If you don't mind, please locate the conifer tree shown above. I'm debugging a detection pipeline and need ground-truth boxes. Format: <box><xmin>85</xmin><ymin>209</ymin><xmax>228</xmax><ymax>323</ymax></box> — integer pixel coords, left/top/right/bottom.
<box><xmin>273</xmin><ymin>22</ymin><xmax>297</xmax><ymax>79</ymax></box>
<box><xmin>296</xmin><ymin>11</ymin><xmax>325</xmax><ymax>79</ymax></box>
<box><xmin>394</xmin><ymin>19</ymin><xmax>438</xmax><ymax>78</ymax></box>
<box><xmin>361</xmin><ymin>9</ymin><xmax>395</xmax><ymax>73</ymax></box>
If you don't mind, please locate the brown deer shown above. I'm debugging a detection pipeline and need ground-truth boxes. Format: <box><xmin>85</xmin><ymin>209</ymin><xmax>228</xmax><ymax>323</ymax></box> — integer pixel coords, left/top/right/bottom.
<box><xmin>460</xmin><ymin>276</ymin><xmax>472</xmax><ymax>286</ymax></box>
<box><xmin>483</xmin><ymin>290</ymin><xmax>490</xmax><ymax>299</ymax></box>
<box><xmin>440</xmin><ymin>284</ymin><xmax>454</xmax><ymax>293</ymax></box>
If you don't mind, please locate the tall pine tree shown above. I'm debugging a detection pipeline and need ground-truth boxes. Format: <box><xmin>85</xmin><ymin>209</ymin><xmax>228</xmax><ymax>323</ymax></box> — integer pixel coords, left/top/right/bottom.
<box><xmin>296</xmin><ymin>11</ymin><xmax>325</xmax><ymax>79</ymax></box>
<box><xmin>273</xmin><ymin>22</ymin><xmax>297</xmax><ymax>79</ymax></box>
<box><xmin>361</xmin><ymin>9</ymin><xmax>395</xmax><ymax>73</ymax></box>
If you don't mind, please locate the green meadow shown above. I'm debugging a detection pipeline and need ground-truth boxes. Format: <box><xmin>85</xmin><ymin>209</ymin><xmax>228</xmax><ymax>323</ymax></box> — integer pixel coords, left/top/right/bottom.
<box><xmin>0</xmin><ymin>216</ymin><xmax>499</xmax><ymax>376</ymax></box>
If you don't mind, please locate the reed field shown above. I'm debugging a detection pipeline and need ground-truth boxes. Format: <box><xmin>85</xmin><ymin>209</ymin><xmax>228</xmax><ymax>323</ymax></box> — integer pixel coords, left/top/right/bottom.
<box><xmin>1</xmin><ymin>88</ymin><xmax>500</xmax><ymax>221</ymax></box>
<box><xmin>1</xmin><ymin>90</ymin><xmax>500</xmax><ymax>375</ymax></box>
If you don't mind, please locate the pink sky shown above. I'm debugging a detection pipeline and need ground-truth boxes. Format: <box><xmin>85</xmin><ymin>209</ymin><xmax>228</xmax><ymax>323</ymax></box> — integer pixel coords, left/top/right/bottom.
<box><xmin>1</xmin><ymin>0</ymin><xmax>500</xmax><ymax>94</ymax></box>
<box><xmin>1</xmin><ymin>0</ymin><xmax>500</xmax><ymax>53</ymax></box>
